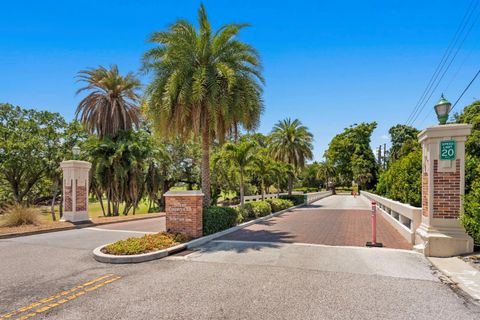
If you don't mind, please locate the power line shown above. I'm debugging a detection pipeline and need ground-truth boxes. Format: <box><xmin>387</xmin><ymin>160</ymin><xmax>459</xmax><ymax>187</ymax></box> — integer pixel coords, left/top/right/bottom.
<box><xmin>406</xmin><ymin>0</ymin><xmax>477</xmax><ymax>125</ymax></box>
<box><xmin>410</xmin><ymin>7</ymin><xmax>480</xmax><ymax>125</ymax></box>
<box><xmin>418</xmin><ymin>67</ymin><xmax>480</xmax><ymax>126</ymax></box>
<box><xmin>405</xmin><ymin>0</ymin><xmax>479</xmax><ymax>126</ymax></box>
<box><xmin>451</xmin><ymin>68</ymin><xmax>480</xmax><ymax>112</ymax></box>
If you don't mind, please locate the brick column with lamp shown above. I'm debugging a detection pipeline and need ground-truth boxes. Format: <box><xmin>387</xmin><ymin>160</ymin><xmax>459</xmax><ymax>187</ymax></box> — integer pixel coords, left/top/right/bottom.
<box><xmin>414</xmin><ymin>95</ymin><xmax>474</xmax><ymax>256</ymax></box>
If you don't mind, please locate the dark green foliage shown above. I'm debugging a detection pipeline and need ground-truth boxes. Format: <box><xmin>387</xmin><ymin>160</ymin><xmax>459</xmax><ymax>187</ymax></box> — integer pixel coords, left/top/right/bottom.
<box><xmin>86</xmin><ymin>130</ymin><xmax>165</xmax><ymax>216</ymax></box>
<box><xmin>203</xmin><ymin>206</ymin><xmax>239</xmax><ymax>235</ymax></box>
<box><xmin>455</xmin><ymin>101</ymin><xmax>480</xmax><ymax>243</ymax></box>
<box><xmin>0</xmin><ymin>103</ymin><xmax>85</xmax><ymax>208</ymax></box>
<box><xmin>293</xmin><ymin>187</ymin><xmax>318</xmax><ymax>193</ymax></box>
<box><xmin>376</xmin><ymin>149</ymin><xmax>422</xmax><ymax>207</ymax></box>
<box><xmin>324</xmin><ymin>122</ymin><xmax>378</xmax><ymax>189</ymax></box>
<box><xmin>388</xmin><ymin>125</ymin><xmax>420</xmax><ymax>162</ymax></box>
<box><xmin>462</xmin><ymin>185</ymin><xmax>480</xmax><ymax>244</ymax></box>
<box><xmin>279</xmin><ymin>194</ymin><xmax>305</xmax><ymax>205</ymax></box>
<box><xmin>299</xmin><ymin>162</ymin><xmax>323</xmax><ymax>189</ymax></box>
<box><xmin>265</xmin><ymin>198</ymin><xmax>294</xmax><ymax>212</ymax></box>
<box><xmin>243</xmin><ymin>201</ymin><xmax>272</xmax><ymax>218</ymax></box>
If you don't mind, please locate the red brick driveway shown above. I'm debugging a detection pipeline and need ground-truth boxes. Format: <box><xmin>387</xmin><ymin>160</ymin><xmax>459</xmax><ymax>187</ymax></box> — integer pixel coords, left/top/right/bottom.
<box><xmin>220</xmin><ymin>195</ymin><xmax>412</xmax><ymax>250</ymax></box>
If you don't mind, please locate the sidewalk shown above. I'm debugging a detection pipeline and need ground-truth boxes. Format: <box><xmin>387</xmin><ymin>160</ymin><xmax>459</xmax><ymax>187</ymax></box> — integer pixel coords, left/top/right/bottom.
<box><xmin>429</xmin><ymin>256</ymin><xmax>480</xmax><ymax>302</ymax></box>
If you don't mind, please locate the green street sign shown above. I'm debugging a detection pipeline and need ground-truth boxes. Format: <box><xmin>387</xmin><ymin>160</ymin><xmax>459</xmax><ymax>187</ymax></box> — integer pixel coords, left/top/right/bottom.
<box><xmin>440</xmin><ymin>140</ymin><xmax>456</xmax><ymax>160</ymax></box>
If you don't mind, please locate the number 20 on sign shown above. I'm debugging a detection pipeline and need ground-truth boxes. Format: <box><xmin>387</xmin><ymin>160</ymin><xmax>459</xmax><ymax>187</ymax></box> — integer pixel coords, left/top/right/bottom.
<box><xmin>440</xmin><ymin>140</ymin><xmax>456</xmax><ymax>160</ymax></box>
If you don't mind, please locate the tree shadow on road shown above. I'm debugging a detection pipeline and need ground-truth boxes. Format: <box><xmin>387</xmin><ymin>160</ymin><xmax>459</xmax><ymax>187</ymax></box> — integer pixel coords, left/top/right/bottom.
<box><xmin>201</xmin><ymin>229</ymin><xmax>296</xmax><ymax>253</ymax></box>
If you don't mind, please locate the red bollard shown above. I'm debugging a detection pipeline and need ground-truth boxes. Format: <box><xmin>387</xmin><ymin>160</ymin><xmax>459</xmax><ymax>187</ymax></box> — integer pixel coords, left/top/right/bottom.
<box><xmin>366</xmin><ymin>201</ymin><xmax>383</xmax><ymax>247</ymax></box>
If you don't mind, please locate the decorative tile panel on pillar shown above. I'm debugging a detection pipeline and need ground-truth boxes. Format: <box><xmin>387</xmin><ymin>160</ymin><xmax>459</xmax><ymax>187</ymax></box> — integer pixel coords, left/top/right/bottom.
<box><xmin>164</xmin><ymin>190</ymin><xmax>204</xmax><ymax>238</ymax></box>
<box><xmin>60</xmin><ymin>160</ymin><xmax>92</xmax><ymax>223</ymax></box>
<box><xmin>415</xmin><ymin>124</ymin><xmax>474</xmax><ymax>257</ymax></box>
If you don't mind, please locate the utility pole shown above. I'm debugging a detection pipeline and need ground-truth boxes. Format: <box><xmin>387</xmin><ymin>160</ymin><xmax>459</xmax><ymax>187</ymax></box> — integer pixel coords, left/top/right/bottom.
<box><xmin>383</xmin><ymin>143</ymin><xmax>387</xmax><ymax>169</ymax></box>
<box><xmin>377</xmin><ymin>145</ymin><xmax>382</xmax><ymax>164</ymax></box>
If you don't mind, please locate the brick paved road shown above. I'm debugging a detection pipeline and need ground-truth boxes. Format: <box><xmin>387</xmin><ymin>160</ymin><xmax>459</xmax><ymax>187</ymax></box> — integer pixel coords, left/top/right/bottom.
<box><xmin>221</xmin><ymin>195</ymin><xmax>412</xmax><ymax>250</ymax></box>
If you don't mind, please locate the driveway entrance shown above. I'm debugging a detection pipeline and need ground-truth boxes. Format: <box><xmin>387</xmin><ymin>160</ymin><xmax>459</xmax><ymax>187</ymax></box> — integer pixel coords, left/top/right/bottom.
<box><xmin>220</xmin><ymin>194</ymin><xmax>412</xmax><ymax>250</ymax></box>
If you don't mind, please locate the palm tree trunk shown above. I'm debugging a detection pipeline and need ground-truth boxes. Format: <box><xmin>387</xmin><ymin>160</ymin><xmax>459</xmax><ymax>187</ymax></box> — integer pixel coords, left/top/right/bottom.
<box><xmin>240</xmin><ymin>170</ymin><xmax>245</xmax><ymax>208</ymax></box>
<box><xmin>59</xmin><ymin>192</ymin><xmax>63</xmax><ymax>218</ymax></box>
<box><xmin>277</xmin><ymin>178</ymin><xmax>281</xmax><ymax>197</ymax></box>
<box><xmin>261</xmin><ymin>179</ymin><xmax>265</xmax><ymax>201</ymax></box>
<box><xmin>233</xmin><ymin>123</ymin><xmax>239</xmax><ymax>143</ymax></box>
<box><xmin>288</xmin><ymin>174</ymin><xmax>293</xmax><ymax>195</ymax></box>
<box><xmin>96</xmin><ymin>189</ymin><xmax>105</xmax><ymax>217</ymax></box>
<box><xmin>50</xmin><ymin>188</ymin><xmax>58</xmax><ymax>222</ymax></box>
<box><xmin>201</xmin><ymin>115</ymin><xmax>211</xmax><ymax>207</ymax></box>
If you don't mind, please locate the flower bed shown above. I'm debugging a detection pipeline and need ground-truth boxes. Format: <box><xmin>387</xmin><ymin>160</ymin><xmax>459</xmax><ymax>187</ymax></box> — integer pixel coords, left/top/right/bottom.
<box><xmin>102</xmin><ymin>232</ymin><xmax>188</xmax><ymax>255</ymax></box>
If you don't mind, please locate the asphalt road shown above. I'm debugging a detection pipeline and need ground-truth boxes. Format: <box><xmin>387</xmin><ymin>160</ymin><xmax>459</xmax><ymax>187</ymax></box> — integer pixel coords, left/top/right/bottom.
<box><xmin>0</xmin><ymin>200</ymin><xmax>479</xmax><ymax>319</ymax></box>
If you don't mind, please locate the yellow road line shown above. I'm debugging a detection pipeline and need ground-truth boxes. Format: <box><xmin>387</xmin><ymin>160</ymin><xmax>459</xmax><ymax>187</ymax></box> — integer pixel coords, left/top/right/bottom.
<box><xmin>0</xmin><ymin>274</ymin><xmax>118</xmax><ymax>320</ymax></box>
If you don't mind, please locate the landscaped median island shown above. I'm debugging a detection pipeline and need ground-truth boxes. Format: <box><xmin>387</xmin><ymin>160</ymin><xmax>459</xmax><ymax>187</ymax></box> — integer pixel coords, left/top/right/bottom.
<box><xmin>102</xmin><ymin>232</ymin><xmax>189</xmax><ymax>255</ymax></box>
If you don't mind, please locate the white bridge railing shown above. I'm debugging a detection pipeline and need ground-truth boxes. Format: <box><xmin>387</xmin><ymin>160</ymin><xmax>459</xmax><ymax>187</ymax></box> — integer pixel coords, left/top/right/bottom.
<box><xmin>244</xmin><ymin>190</ymin><xmax>332</xmax><ymax>205</ymax></box>
<box><xmin>362</xmin><ymin>191</ymin><xmax>422</xmax><ymax>244</ymax></box>
<box><xmin>244</xmin><ymin>191</ymin><xmax>303</xmax><ymax>202</ymax></box>
<box><xmin>305</xmin><ymin>191</ymin><xmax>332</xmax><ymax>204</ymax></box>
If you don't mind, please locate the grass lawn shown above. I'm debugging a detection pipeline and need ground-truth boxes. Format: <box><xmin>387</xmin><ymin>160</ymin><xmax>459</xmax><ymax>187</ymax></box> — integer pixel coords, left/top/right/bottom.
<box><xmin>38</xmin><ymin>200</ymin><xmax>153</xmax><ymax>222</ymax></box>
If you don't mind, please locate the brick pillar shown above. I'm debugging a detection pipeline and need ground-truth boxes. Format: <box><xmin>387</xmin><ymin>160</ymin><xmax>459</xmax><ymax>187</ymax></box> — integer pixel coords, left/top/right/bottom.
<box><xmin>164</xmin><ymin>190</ymin><xmax>204</xmax><ymax>238</ymax></box>
<box><xmin>415</xmin><ymin>124</ymin><xmax>474</xmax><ymax>257</ymax></box>
<box><xmin>60</xmin><ymin>160</ymin><xmax>92</xmax><ymax>223</ymax></box>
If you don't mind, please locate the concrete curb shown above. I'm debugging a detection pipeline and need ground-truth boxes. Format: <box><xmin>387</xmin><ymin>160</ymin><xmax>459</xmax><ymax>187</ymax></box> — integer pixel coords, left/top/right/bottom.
<box><xmin>429</xmin><ymin>256</ymin><xmax>480</xmax><ymax>302</ymax></box>
<box><xmin>93</xmin><ymin>242</ymin><xmax>187</xmax><ymax>264</ymax></box>
<box><xmin>92</xmin><ymin>203</ymin><xmax>307</xmax><ymax>264</ymax></box>
<box><xmin>0</xmin><ymin>213</ymin><xmax>165</xmax><ymax>240</ymax></box>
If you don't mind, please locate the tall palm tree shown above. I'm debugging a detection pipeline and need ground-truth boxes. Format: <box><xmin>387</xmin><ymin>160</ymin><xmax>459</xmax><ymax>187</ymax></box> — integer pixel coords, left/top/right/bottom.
<box><xmin>142</xmin><ymin>4</ymin><xmax>263</xmax><ymax>206</ymax></box>
<box><xmin>270</xmin><ymin>118</ymin><xmax>313</xmax><ymax>194</ymax></box>
<box><xmin>75</xmin><ymin>65</ymin><xmax>141</xmax><ymax>139</ymax></box>
<box><xmin>224</xmin><ymin>141</ymin><xmax>257</xmax><ymax>208</ymax></box>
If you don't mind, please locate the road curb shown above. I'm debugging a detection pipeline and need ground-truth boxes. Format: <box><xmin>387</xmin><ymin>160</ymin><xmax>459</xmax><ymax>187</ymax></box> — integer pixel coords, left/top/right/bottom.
<box><xmin>92</xmin><ymin>203</ymin><xmax>306</xmax><ymax>264</ymax></box>
<box><xmin>93</xmin><ymin>242</ymin><xmax>187</xmax><ymax>264</ymax></box>
<box><xmin>0</xmin><ymin>213</ymin><xmax>165</xmax><ymax>240</ymax></box>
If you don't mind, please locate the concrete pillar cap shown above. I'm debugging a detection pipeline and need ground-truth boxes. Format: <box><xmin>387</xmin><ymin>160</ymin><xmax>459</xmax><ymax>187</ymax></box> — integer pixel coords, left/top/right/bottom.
<box><xmin>164</xmin><ymin>190</ymin><xmax>204</xmax><ymax>197</ymax></box>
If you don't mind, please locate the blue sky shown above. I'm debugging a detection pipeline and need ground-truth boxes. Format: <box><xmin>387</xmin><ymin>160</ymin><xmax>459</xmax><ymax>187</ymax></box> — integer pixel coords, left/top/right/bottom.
<box><xmin>1</xmin><ymin>0</ymin><xmax>480</xmax><ymax>160</ymax></box>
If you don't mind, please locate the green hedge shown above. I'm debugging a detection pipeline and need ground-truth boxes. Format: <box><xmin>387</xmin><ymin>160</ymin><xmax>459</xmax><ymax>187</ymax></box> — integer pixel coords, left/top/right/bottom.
<box><xmin>293</xmin><ymin>187</ymin><xmax>318</xmax><ymax>193</ymax></box>
<box><xmin>279</xmin><ymin>195</ymin><xmax>305</xmax><ymax>206</ymax></box>
<box><xmin>266</xmin><ymin>198</ymin><xmax>294</xmax><ymax>212</ymax></box>
<box><xmin>203</xmin><ymin>206</ymin><xmax>239</xmax><ymax>235</ymax></box>
<box><xmin>243</xmin><ymin>201</ymin><xmax>272</xmax><ymax>218</ymax></box>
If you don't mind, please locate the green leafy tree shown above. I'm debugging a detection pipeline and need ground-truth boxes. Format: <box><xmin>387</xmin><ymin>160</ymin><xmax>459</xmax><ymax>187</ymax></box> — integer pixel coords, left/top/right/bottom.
<box><xmin>223</xmin><ymin>141</ymin><xmax>257</xmax><ymax>207</ymax></box>
<box><xmin>316</xmin><ymin>161</ymin><xmax>337</xmax><ymax>192</ymax></box>
<box><xmin>143</xmin><ymin>4</ymin><xmax>264</xmax><ymax>206</ymax></box>
<box><xmin>455</xmin><ymin>100</ymin><xmax>480</xmax><ymax>243</ymax></box>
<box><xmin>253</xmin><ymin>154</ymin><xmax>277</xmax><ymax>199</ymax></box>
<box><xmin>0</xmin><ymin>104</ymin><xmax>67</xmax><ymax>205</ymax></box>
<box><xmin>300</xmin><ymin>162</ymin><xmax>322</xmax><ymax>190</ymax></box>
<box><xmin>325</xmin><ymin>122</ymin><xmax>378</xmax><ymax>189</ymax></box>
<box><xmin>86</xmin><ymin>130</ymin><xmax>159</xmax><ymax>216</ymax></box>
<box><xmin>376</xmin><ymin>148</ymin><xmax>422</xmax><ymax>206</ymax></box>
<box><xmin>269</xmin><ymin>118</ymin><xmax>313</xmax><ymax>194</ymax></box>
<box><xmin>75</xmin><ymin>65</ymin><xmax>141</xmax><ymax>139</ymax></box>
<box><xmin>388</xmin><ymin>124</ymin><xmax>420</xmax><ymax>162</ymax></box>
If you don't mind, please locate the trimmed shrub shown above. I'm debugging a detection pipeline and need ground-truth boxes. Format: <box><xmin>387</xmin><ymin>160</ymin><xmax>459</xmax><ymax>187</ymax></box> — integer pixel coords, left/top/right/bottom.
<box><xmin>266</xmin><ymin>198</ymin><xmax>294</xmax><ymax>212</ymax></box>
<box><xmin>103</xmin><ymin>232</ymin><xmax>187</xmax><ymax>255</ymax></box>
<box><xmin>1</xmin><ymin>205</ymin><xmax>40</xmax><ymax>227</ymax></box>
<box><xmin>203</xmin><ymin>206</ymin><xmax>239</xmax><ymax>235</ymax></box>
<box><xmin>243</xmin><ymin>201</ymin><xmax>272</xmax><ymax>219</ymax></box>
<box><xmin>279</xmin><ymin>195</ymin><xmax>305</xmax><ymax>206</ymax></box>
<box><xmin>294</xmin><ymin>187</ymin><xmax>318</xmax><ymax>193</ymax></box>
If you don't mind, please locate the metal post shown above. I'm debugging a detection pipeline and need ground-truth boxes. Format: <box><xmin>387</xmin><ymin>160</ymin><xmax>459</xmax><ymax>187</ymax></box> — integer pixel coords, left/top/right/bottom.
<box><xmin>366</xmin><ymin>201</ymin><xmax>383</xmax><ymax>247</ymax></box>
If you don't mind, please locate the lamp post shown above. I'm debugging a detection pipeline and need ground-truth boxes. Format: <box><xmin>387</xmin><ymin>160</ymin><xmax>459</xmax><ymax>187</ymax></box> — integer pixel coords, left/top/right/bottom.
<box><xmin>434</xmin><ymin>94</ymin><xmax>452</xmax><ymax>125</ymax></box>
<box><xmin>72</xmin><ymin>145</ymin><xmax>80</xmax><ymax>160</ymax></box>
